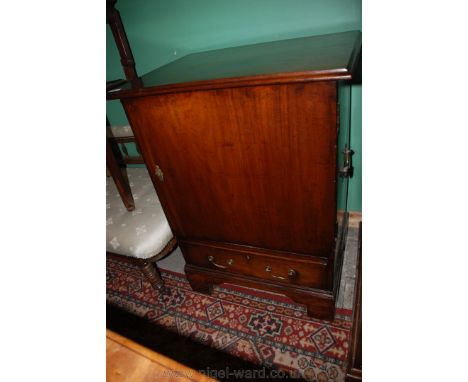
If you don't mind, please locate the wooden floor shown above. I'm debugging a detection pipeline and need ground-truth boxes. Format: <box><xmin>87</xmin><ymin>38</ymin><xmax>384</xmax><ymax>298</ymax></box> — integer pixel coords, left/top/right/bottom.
<box><xmin>107</xmin><ymin>329</ymin><xmax>217</xmax><ymax>382</ymax></box>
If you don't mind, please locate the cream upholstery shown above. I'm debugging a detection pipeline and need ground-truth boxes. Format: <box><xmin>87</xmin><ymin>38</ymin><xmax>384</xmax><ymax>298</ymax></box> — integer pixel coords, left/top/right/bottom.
<box><xmin>106</xmin><ymin>167</ymin><xmax>173</xmax><ymax>259</ymax></box>
<box><xmin>109</xmin><ymin>125</ymin><xmax>134</xmax><ymax>138</ymax></box>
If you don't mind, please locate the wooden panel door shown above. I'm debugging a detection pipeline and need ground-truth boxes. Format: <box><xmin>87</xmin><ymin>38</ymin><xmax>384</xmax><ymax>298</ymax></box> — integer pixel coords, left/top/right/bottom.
<box><xmin>123</xmin><ymin>81</ymin><xmax>338</xmax><ymax>257</ymax></box>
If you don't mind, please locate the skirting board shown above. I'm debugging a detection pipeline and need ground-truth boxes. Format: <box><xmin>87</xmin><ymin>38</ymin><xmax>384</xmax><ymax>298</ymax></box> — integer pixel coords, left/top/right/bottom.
<box><xmin>348</xmin><ymin>211</ymin><xmax>362</xmax><ymax>228</ymax></box>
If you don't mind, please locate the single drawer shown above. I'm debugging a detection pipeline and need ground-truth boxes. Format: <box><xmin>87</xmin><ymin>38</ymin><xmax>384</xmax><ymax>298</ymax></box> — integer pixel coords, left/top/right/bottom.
<box><xmin>180</xmin><ymin>240</ymin><xmax>329</xmax><ymax>290</ymax></box>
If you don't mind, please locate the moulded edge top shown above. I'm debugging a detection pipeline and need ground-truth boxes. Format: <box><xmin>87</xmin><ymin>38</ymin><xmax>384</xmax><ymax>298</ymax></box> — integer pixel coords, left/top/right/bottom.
<box><xmin>107</xmin><ymin>31</ymin><xmax>361</xmax><ymax>100</ymax></box>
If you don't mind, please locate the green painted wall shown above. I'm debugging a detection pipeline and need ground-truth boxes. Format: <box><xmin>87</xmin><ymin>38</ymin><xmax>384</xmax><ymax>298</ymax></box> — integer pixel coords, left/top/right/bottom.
<box><xmin>107</xmin><ymin>0</ymin><xmax>362</xmax><ymax>211</ymax></box>
<box><xmin>349</xmin><ymin>85</ymin><xmax>362</xmax><ymax>211</ymax></box>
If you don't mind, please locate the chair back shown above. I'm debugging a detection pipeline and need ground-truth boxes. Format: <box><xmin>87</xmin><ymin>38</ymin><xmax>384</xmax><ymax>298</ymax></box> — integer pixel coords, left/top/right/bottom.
<box><xmin>106</xmin><ymin>119</ymin><xmax>145</xmax><ymax>211</ymax></box>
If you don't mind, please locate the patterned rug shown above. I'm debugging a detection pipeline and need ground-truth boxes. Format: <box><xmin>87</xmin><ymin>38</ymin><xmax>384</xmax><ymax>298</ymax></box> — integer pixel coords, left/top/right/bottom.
<box><xmin>106</xmin><ymin>257</ymin><xmax>354</xmax><ymax>382</ymax></box>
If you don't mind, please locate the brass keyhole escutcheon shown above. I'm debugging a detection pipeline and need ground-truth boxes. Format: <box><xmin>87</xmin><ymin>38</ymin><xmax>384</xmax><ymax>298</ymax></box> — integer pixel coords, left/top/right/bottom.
<box><xmin>155</xmin><ymin>165</ymin><xmax>164</xmax><ymax>182</ymax></box>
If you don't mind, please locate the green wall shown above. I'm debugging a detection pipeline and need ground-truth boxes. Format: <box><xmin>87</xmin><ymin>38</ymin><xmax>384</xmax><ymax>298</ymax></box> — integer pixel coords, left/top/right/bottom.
<box><xmin>349</xmin><ymin>85</ymin><xmax>362</xmax><ymax>211</ymax></box>
<box><xmin>107</xmin><ymin>0</ymin><xmax>362</xmax><ymax>211</ymax></box>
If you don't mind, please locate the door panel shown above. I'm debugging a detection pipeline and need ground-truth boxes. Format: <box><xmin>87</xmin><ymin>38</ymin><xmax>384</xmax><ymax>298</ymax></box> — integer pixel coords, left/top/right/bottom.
<box><xmin>124</xmin><ymin>82</ymin><xmax>337</xmax><ymax>256</ymax></box>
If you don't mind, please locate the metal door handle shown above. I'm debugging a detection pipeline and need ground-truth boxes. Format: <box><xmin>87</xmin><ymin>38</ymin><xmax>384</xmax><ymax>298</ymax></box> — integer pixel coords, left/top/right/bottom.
<box><xmin>338</xmin><ymin>145</ymin><xmax>354</xmax><ymax>178</ymax></box>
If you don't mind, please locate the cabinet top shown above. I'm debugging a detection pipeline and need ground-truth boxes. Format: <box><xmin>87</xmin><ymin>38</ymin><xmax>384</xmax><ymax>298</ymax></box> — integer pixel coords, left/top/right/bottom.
<box><xmin>108</xmin><ymin>31</ymin><xmax>361</xmax><ymax>99</ymax></box>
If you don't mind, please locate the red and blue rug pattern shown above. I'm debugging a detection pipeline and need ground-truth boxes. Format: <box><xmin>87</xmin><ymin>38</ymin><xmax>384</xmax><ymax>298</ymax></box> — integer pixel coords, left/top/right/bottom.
<box><xmin>106</xmin><ymin>257</ymin><xmax>354</xmax><ymax>382</ymax></box>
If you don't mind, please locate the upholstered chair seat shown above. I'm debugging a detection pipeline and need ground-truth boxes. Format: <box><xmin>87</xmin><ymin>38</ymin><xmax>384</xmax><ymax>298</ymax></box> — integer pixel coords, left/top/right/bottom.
<box><xmin>107</xmin><ymin>167</ymin><xmax>173</xmax><ymax>259</ymax></box>
<box><xmin>109</xmin><ymin>124</ymin><xmax>134</xmax><ymax>138</ymax></box>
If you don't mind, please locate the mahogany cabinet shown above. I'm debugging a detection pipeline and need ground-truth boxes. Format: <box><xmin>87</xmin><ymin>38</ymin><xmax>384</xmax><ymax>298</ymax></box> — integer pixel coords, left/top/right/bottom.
<box><xmin>108</xmin><ymin>31</ymin><xmax>361</xmax><ymax>319</ymax></box>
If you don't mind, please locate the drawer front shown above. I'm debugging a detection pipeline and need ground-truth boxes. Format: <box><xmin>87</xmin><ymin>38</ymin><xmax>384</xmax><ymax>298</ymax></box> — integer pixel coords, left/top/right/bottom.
<box><xmin>180</xmin><ymin>241</ymin><xmax>329</xmax><ymax>290</ymax></box>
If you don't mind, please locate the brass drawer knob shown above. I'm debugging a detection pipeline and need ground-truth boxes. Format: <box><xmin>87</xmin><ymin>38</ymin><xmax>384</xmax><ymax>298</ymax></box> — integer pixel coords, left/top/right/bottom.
<box><xmin>265</xmin><ymin>265</ymin><xmax>297</xmax><ymax>280</ymax></box>
<box><xmin>208</xmin><ymin>255</ymin><xmax>233</xmax><ymax>269</ymax></box>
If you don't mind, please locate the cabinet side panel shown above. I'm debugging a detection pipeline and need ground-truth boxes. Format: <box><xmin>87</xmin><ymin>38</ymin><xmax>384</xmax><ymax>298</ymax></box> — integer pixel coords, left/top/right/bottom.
<box><xmin>337</xmin><ymin>82</ymin><xmax>351</xmax><ymax>225</ymax></box>
<box><xmin>328</xmin><ymin>82</ymin><xmax>351</xmax><ymax>289</ymax></box>
<box><xmin>124</xmin><ymin>82</ymin><xmax>337</xmax><ymax>256</ymax></box>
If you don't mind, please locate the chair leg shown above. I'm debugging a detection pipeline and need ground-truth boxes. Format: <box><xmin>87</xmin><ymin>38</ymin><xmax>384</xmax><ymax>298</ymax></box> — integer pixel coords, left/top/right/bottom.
<box><xmin>139</xmin><ymin>261</ymin><xmax>164</xmax><ymax>290</ymax></box>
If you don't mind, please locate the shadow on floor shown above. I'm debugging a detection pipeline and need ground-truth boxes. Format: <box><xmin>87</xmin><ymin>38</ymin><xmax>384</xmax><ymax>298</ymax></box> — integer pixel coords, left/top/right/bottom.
<box><xmin>107</xmin><ymin>304</ymin><xmax>305</xmax><ymax>381</ymax></box>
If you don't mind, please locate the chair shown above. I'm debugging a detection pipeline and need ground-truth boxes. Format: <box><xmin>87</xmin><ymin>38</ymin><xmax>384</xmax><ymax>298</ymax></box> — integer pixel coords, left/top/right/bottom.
<box><xmin>106</xmin><ymin>0</ymin><xmax>176</xmax><ymax>290</ymax></box>
<box><xmin>106</xmin><ymin>125</ymin><xmax>177</xmax><ymax>290</ymax></box>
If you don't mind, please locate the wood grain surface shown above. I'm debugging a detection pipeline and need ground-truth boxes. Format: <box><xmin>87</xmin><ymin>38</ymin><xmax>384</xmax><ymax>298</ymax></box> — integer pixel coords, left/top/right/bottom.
<box><xmin>124</xmin><ymin>82</ymin><xmax>337</xmax><ymax>257</ymax></box>
<box><xmin>107</xmin><ymin>329</ymin><xmax>217</xmax><ymax>382</ymax></box>
<box><xmin>111</xmin><ymin>31</ymin><xmax>362</xmax><ymax>318</ymax></box>
<box><xmin>108</xmin><ymin>31</ymin><xmax>361</xmax><ymax>98</ymax></box>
